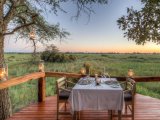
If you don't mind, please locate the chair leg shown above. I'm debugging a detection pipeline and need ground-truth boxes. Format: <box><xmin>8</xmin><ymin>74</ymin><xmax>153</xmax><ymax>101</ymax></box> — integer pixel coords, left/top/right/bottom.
<box><xmin>125</xmin><ymin>104</ymin><xmax>127</xmax><ymax>113</ymax></box>
<box><xmin>57</xmin><ymin>101</ymin><xmax>59</xmax><ymax>120</ymax></box>
<box><xmin>132</xmin><ymin>104</ymin><xmax>134</xmax><ymax>120</ymax></box>
<box><xmin>72</xmin><ymin>111</ymin><xmax>77</xmax><ymax>120</ymax></box>
<box><xmin>108</xmin><ymin>110</ymin><xmax>112</xmax><ymax>120</ymax></box>
<box><xmin>132</xmin><ymin>114</ymin><xmax>134</xmax><ymax>120</ymax></box>
<box><xmin>111</xmin><ymin>110</ymin><xmax>115</xmax><ymax>119</ymax></box>
<box><xmin>111</xmin><ymin>110</ymin><xmax>113</xmax><ymax>120</ymax></box>
<box><xmin>64</xmin><ymin>102</ymin><xmax>67</xmax><ymax>111</ymax></box>
<box><xmin>76</xmin><ymin>111</ymin><xmax>81</xmax><ymax>120</ymax></box>
<box><xmin>118</xmin><ymin>110</ymin><xmax>122</xmax><ymax>120</ymax></box>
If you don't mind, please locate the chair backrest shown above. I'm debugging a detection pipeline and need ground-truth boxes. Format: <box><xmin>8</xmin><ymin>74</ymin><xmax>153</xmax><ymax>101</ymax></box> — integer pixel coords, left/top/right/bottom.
<box><xmin>126</xmin><ymin>78</ymin><xmax>136</xmax><ymax>95</ymax></box>
<box><xmin>56</xmin><ymin>77</ymin><xmax>67</xmax><ymax>95</ymax></box>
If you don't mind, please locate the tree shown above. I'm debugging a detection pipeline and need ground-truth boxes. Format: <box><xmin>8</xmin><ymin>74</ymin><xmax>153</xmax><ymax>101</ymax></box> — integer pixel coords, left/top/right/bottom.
<box><xmin>45</xmin><ymin>44</ymin><xmax>60</xmax><ymax>53</ymax></box>
<box><xmin>117</xmin><ymin>0</ymin><xmax>160</xmax><ymax>45</ymax></box>
<box><xmin>0</xmin><ymin>0</ymin><xmax>108</xmax><ymax>119</ymax></box>
<box><xmin>41</xmin><ymin>44</ymin><xmax>77</xmax><ymax>62</ymax></box>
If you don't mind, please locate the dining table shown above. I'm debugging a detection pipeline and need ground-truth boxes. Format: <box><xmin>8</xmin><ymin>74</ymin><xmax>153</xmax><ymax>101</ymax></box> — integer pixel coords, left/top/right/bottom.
<box><xmin>68</xmin><ymin>77</ymin><xmax>124</xmax><ymax>120</ymax></box>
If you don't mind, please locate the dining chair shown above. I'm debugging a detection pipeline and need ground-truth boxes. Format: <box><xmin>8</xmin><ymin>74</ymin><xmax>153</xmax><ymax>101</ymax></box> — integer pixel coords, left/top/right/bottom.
<box><xmin>120</xmin><ymin>78</ymin><xmax>136</xmax><ymax>120</ymax></box>
<box><xmin>56</xmin><ymin>77</ymin><xmax>75</xmax><ymax>120</ymax></box>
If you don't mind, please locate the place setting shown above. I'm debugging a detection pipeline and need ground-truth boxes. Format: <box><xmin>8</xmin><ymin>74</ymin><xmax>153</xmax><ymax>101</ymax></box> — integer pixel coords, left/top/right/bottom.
<box><xmin>104</xmin><ymin>80</ymin><xmax>120</xmax><ymax>88</ymax></box>
<box><xmin>78</xmin><ymin>75</ymin><xmax>93</xmax><ymax>85</ymax></box>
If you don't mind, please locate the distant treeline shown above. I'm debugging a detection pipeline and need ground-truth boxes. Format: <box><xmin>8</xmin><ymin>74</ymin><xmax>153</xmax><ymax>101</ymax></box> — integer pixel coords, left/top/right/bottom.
<box><xmin>5</xmin><ymin>52</ymin><xmax>32</xmax><ymax>54</ymax></box>
<box><xmin>61</xmin><ymin>52</ymin><xmax>160</xmax><ymax>54</ymax></box>
<box><xmin>5</xmin><ymin>52</ymin><xmax>160</xmax><ymax>54</ymax></box>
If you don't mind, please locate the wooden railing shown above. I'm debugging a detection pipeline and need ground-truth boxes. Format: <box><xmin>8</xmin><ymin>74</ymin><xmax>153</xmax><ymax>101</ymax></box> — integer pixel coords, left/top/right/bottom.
<box><xmin>0</xmin><ymin>72</ymin><xmax>83</xmax><ymax>102</ymax></box>
<box><xmin>0</xmin><ymin>72</ymin><xmax>45</xmax><ymax>89</ymax></box>
<box><xmin>45</xmin><ymin>71</ymin><xmax>83</xmax><ymax>78</ymax></box>
<box><xmin>0</xmin><ymin>72</ymin><xmax>46</xmax><ymax>102</ymax></box>
<box><xmin>0</xmin><ymin>71</ymin><xmax>160</xmax><ymax>103</ymax></box>
<box><xmin>114</xmin><ymin>76</ymin><xmax>160</xmax><ymax>82</ymax></box>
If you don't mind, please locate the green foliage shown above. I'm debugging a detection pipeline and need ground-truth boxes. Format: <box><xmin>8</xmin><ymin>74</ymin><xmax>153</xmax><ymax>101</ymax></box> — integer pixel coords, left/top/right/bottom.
<box><xmin>9</xmin><ymin>80</ymin><xmax>38</xmax><ymax>112</ymax></box>
<box><xmin>41</xmin><ymin>45</ymin><xmax>77</xmax><ymax>62</ymax></box>
<box><xmin>41</xmin><ymin>52</ymin><xmax>77</xmax><ymax>63</ymax></box>
<box><xmin>117</xmin><ymin>0</ymin><xmax>160</xmax><ymax>44</ymax></box>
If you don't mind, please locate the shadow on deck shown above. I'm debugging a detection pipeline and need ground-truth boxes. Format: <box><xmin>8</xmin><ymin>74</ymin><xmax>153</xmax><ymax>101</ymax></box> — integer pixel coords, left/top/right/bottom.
<box><xmin>7</xmin><ymin>94</ymin><xmax>160</xmax><ymax>120</ymax></box>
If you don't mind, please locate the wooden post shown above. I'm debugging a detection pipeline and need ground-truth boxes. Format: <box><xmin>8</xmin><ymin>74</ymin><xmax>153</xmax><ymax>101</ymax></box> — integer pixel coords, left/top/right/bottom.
<box><xmin>38</xmin><ymin>77</ymin><xmax>46</xmax><ymax>102</ymax></box>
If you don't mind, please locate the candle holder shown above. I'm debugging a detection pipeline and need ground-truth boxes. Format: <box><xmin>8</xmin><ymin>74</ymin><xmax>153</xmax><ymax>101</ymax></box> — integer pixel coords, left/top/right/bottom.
<box><xmin>29</xmin><ymin>28</ymin><xmax>36</xmax><ymax>40</ymax></box>
<box><xmin>39</xmin><ymin>60</ymin><xmax>44</xmax><ymax>72</ymax></box>
<box><xmin>0</xmin><ymin>66</ymin><xmax>8</xmax><ymax>81</ymax></box>
<box><xmin>128</xmin><ymin>69</ymin><xmax>134</xmax><ymax>78</ymax></box>
<box><xmin>80</xmin><ymin>68</ymin><xmax>86</xmax><ymax>75</ymax></box>
<box><xmin>29</xmin><ymin>29</ymin><xmax>36</xmax><ymax>40</ymax></box>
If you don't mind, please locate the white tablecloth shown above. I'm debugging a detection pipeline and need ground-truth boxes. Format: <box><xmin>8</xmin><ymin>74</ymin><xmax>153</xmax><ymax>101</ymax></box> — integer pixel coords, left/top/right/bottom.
<box><xmin>69</xmin><ymin>77</ymin><xmax>124</xmax><ymax>112</ymax></box>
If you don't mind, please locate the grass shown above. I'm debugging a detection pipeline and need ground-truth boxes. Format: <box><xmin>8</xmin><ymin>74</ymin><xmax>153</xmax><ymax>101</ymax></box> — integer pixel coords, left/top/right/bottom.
<box><xmin>4</xmin><ymin>53</ymin><xmax>160</xmax><ymax>112</ymax></box>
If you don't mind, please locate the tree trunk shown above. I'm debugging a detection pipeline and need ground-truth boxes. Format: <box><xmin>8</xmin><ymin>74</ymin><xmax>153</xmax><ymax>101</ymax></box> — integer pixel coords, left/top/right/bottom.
<box><xmin>0</xmin><ymin>0</ymin><xmax>12</xmax><ymax>119</ymax></box>
<box><xmin>0</xmin><ymin>89</ymin><xmax>12</xmax><ymax>120</ymax></box>
<box><xmin>32</xmin><ymin>39</ymin><xmax>37</xmax><ymax>60</ymax></box>
<box><xmin>0</xmin><ymin>35</ymin><xmax>12</xmax><ymax>120</ymax></box>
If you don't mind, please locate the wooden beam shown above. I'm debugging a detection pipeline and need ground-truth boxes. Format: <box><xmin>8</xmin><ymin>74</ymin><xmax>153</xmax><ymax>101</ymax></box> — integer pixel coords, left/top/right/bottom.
<box><xmin>38</xmin><ymin>77</ymin><xmax>46</xmax><ymax>102</ymax></box>
<box><xmin>133</xmin><ymin>76</ymin><xmax>160</xmax><ymax>82</ymax></box>
<box><xmin>0</xmin><ymin>72</ymin><xmax>45</xmax><ymax>89</ymax></box>
<box><xmin>45</xmin><ymin>72</ymin><xmax>160</xmax><ymax>82</ymax></box>
<box><xmin>45</xmin><ymin>72</ymin><xmax>83</xmax><ymax>78</ymax></box>
<box><xmin>1</xmin><ymin>72</ymin><xmax>160</xmax><ymax>90</ymax></box>
<box><xmin>112</xmin><ymin>76</ymin><xmax>160</xmax><ymax>82</ymax></box>
<box><xmin>113</xmin><ymin>76</ymin><xmax>126</xmax><ymax>81</ymax></box>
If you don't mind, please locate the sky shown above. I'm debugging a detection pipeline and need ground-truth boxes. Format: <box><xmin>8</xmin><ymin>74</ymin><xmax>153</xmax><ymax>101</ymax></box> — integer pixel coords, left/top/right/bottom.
<box><xmin>5</xmin><ymin>0</ymin><xmax>160</xmax><ymax>53</ymax></box>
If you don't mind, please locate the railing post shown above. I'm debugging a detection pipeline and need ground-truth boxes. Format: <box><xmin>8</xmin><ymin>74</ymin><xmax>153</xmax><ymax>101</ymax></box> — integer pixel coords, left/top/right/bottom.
<box><xmin>38</xmin><ymin>61</ymin><xmax>45</xmax><ymax>102</ymax></box>
<box><xmin>38</xmin><ymin>76</ymin><xmax>46</xmax><ymax>102</ymax></box>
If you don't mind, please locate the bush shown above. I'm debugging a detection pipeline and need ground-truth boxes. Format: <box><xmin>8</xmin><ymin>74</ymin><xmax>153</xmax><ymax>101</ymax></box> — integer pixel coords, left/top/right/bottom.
<box><xmin>69</xmin><ymin>55</ymin><xmax>77</xmax><ymax>61</ymax></box>
<box><xmin>41</xmin><ymin>51</ymin><xmax>51</xmax><ymax>61</ymax></box>
<box><xmin>41</xmin><ymin>45</ymin><xmax>77</xmax><ymax>62</ymax></box>
<box><xmin>41</xmin><ymin>51</ymin><xmax>77</xmax><ymax>63</ymax></box>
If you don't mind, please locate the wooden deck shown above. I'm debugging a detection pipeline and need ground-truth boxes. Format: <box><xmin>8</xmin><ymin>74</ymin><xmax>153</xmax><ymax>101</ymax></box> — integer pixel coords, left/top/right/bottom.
<box><xmin>7</xmin><ymin>94</ymin><xmax>160</xmax><ymax>120</ymax></box>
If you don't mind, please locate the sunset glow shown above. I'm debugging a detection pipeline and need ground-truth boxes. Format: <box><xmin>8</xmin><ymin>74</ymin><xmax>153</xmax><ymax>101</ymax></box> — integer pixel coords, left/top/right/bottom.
<box><xmin>57</xmin><ymin>42</ymin><xmax>160</xmax><ymax>53</ymax></box>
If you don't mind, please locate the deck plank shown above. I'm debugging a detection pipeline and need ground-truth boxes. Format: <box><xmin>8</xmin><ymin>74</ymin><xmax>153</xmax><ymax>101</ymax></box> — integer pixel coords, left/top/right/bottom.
<box><xmin>7</xmin><ymin>94</ymin><xmax>160</xmax><ymax>120</ymax></box>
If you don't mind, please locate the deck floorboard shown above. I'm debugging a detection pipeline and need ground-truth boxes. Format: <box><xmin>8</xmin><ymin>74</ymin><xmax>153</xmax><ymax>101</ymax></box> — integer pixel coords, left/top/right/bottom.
<box><xmin>7</xmin><ymin>94</ymin><xmax>160</xmax><ymax>120</ymax></box>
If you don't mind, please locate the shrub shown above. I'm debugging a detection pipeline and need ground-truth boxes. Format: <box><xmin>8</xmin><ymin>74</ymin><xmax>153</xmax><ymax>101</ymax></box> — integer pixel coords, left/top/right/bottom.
<box><xmin>41</xmin><ymin>51</ymin><xmax>51</xmax><ymax>61</ymax></box>
<box><xmin>41</xmin><ymin>47</ymin><xmax>77</xmax><ymax>63</ymax></box>
<box><xmin>69</xmin><ymin>55</ymin><xmax>77</xmax><ymax>61</ymax></box>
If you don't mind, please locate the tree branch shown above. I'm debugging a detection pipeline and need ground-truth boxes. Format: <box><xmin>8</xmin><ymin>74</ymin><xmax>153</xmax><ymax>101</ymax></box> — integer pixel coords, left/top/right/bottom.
<box><xmin>3</xmin><ymin>0</ymin><xmax>7</xmax><ymax>4</ymax></box>
<box><xmin>4</xmin><ymin>0</ymin><xmax>28</xmax><ymax>25</ymax></box>
<box><xmin>4</xmin><ymin>0</ymin><xmax>15</xmax><ymax>24</ymax></box>
<box><xmin>4</xmin><ymin>22</ymin><xmax>34</xmax><ymax>35</ymax></box>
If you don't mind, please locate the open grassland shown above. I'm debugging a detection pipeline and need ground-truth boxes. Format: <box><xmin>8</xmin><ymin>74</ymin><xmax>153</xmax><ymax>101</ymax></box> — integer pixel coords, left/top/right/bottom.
<box><xmin>4</xmin><ymin>53</ymin><xmax>160</xmax><ymax>112</ymax></box>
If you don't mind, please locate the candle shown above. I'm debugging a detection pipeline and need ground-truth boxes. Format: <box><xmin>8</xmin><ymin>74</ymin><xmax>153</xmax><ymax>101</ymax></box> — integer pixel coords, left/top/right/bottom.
<box><xmin>29</xmin><ymin>30</ymin><xmax>35</xmax><ymax>40</ymax></box>
<box><xmin>39</xmin><ymin>61</ymin><xmax>44</xmax><ymax>72</ymax></box>
<box><xmin>0</xmin><ymin>67</ymin><xmax>7</xmax><ymax>81</ymax></box>
<box><xmin>128</xmin><ymin>69</ymin><xmax>134</xmax><ymax>77</ymax></box>
<box><xmin>95</xmin><ymin>74</ymin><xmax>98</xmax><ymax>78</ymax></box>
<box><xmin>80</xmin><ymin>68</ymin><xmax>86</xmax><ymax>75</ymax></box>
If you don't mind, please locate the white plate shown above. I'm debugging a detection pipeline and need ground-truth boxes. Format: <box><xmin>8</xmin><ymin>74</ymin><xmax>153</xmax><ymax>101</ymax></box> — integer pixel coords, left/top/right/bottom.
<box><xmin>110</xmin><ymin>84</ymin><xmax>120</xmax><ymax>88</ymax></box>
<box><xmin>78</xmin><ymin>80</ymin><xmax>92</xmax><ymax>85</ymax></box>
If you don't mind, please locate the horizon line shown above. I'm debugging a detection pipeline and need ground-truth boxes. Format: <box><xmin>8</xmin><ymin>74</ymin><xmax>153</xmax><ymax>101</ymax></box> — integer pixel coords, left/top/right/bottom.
<box><xmin>4</xmin><ymin>51</ymin><xmax>160</xmax><ymax>54</ymax></box>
